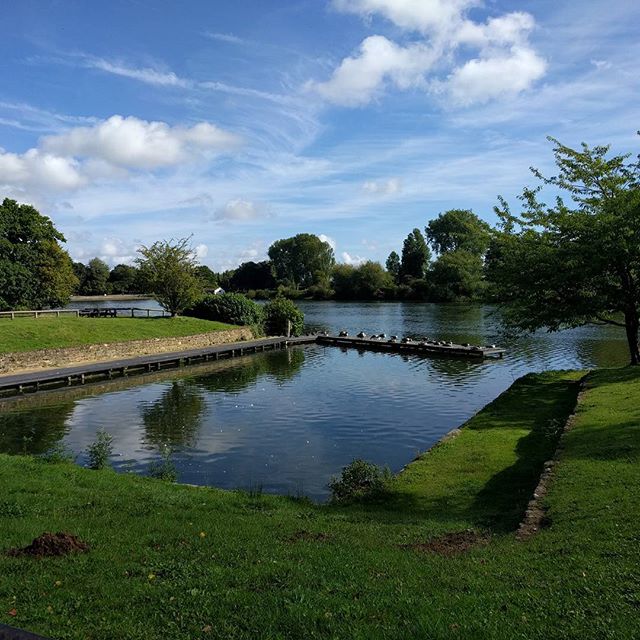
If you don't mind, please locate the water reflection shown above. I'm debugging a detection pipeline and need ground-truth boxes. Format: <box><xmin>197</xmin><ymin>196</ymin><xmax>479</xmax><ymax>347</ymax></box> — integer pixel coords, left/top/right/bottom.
<box><xmin>141</xmin><ymin>381</ymin><xmax>204</xmax><ymax>450</ymax></box>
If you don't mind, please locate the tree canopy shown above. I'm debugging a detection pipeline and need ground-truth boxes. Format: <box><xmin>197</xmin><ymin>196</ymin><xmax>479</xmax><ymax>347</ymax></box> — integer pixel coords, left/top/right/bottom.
<box><xmin>487</xmin><ymin>136</ymin><xmax>640</xmax><ymax>364</ymax></box>
<box><xmin>268</xmin><ymin>233</ymin><xmax>335</xmax><ymax>289</ymax></box>
<box><xmin>426</xmin><ymin>209</ymin><xmax>491</xmax><ymax>256</ymax></box>
<box><xmin>0</xmin><ymin>198</ymin><xmax>77</xmax><ymax>310</ymax></box>
<box><xmin>400</xmin><ymin>228</ymin><xmax>430</xmax><ymax>281</ymax></box>
<box><xmin>136</xmin><ymin>238</ymin><xmax>203</xmax><ymax>316</ymax></box>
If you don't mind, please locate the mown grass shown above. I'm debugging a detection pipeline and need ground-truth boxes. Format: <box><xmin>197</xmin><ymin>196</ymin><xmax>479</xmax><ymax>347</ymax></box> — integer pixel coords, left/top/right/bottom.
<box><xmin>0</xmin><ymin>368</ymin><xmax>639</xmax><ymax>639</ymax></box>
<box><xmin>0</xmin><ymin>317</ymin><xmax>238</xmax><ymax>353</ymax></box>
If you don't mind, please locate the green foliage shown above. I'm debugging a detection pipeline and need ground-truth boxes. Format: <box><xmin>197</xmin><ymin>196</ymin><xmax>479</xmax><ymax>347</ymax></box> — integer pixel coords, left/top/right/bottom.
<box><xmin>194</xmin><ymin>265</ymin><xmax>218</xmax><ymax>290</ymax></box>
<box><xmin>268</xmin><ymin>233</ymin><xmax>335</xmax><ymax>289</ymax></box>
<box><xmin>230</xmin><ymin>261</ymin><xmax>275</xmax><ymax>291</ymax></box>
<box><xmin>400</xmin><ymin>228</ymin><xmax>430</xmax><ymax>281</ymax></box>
<box><xmin>263</xmin><ymin>297</ymin><xmax>304</xmax><ymax>336</ymax></box>
<box><xmin>108</xmin><ymin>264</ymin><xmax>144</xmax><ymax>294</ymax></box>
<box><xmin>332</xmin><ymin>261</ymin><xmax>394</xmax><ymax>299</ymax></box>
<box><xmin>426</xmin><ymin>209</ymin><xmax>492</xmax><ymax>256</ymax></box>
<box><xmin>429</xmin><ymin>251</ymin><xmax>486</xmax><ymax>301</ymax></box>
<box><xmin>328</xmin><ymin>459</ymin><xmax>391</xmax><ymax>503</ymax></box>
<box><xmin>147</xmin><ymin>445</ymin><xmax>178</xmax><ymax>482</ymax></box>
<box><xmin>0</xmin><ymin>198</ymin><xmax>77</xmax><ymax>310</ymax></box>
<box><xmin>385</xmin><ymin>251</ymin><xmax>401</xmax><ymax>283</ymax></box>
<box><xmin>185</xmin><ymin>292</ymin><xmax>263</xmax><ymax>326</ymax></box>
<box><xmin>136</xmin><ymin>238</ymin><xmax>204</xmax><ymax>317</ymax></box>
<box><xmin>488</xmin><ymin>135</ymin><xmax>640</xmax><ymax>364</ymax></box>
<box><xmin>86</xmin><ymin>430</ymin><xmax>114</xmax><ymax>470</ymax></box>
<box><xmin>79</xmin><ymin>257</ymin><xmax>110</xmax><ymax>295</ymax></box>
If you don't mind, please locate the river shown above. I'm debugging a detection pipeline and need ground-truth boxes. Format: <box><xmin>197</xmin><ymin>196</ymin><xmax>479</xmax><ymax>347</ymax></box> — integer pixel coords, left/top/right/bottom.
<box><xmin>0</xmin><ymin>301</ymin><xmax>628</xmax><ymax>499</ymax></box>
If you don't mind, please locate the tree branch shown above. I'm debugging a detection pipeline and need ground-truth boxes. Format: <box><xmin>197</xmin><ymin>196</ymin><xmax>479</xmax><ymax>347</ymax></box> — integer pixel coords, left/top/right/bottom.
<box><xmin>594</xmin><ymin>314</ymin><xmax>626</xmax><ymax>328</ymax></box>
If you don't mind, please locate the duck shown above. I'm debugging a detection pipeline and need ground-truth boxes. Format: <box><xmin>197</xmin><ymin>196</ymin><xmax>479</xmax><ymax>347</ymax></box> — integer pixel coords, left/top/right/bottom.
<box><xmin>338</xmin><ymin>330</ymin><xmax>349</xmax><ymax>337</ymax></box>
<box><xmin>356</xmin><ymin>331</ymin><xmax>367</xmax><ymax>338</ymax></box>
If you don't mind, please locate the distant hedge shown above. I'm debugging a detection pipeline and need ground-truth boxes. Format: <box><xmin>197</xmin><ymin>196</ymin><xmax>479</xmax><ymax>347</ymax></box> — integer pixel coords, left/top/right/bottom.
<box><xmin>184</xmin><ymin>293</ymin><xmax>263</xmax><ymax>326</ymax></box>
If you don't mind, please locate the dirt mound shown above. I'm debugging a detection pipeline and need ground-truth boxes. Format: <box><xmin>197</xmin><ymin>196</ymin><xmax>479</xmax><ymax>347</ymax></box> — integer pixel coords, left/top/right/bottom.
<box><xmin>401</xmin><ymin>529</ymin><xmax>489</xmax><ymax>557</ymax></box>
<box><xmin>7</xmin><ymin>532</ymin><xmax>89</xmax><ymax>558</ymax></box>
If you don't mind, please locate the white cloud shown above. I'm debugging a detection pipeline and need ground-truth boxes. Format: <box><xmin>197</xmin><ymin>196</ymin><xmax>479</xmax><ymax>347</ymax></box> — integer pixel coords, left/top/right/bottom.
<box><xmin>98</xmin><ymin>237</ymin><xmax>138</xmax><ymax>266</ymax></box>
<box><xmin>85</xmin><ymin>58</ymin><xmax>189</xmax><ymax>88</ymax></box>
<box><xmin>313</xmin><ymin>1</ymin><xmax>545</xmax><ymax>107</ymax></box>
<box><xmin>362</xmin><ymin>177</ymin><xmax>402</xmax><ymax>195</ymax></box>
<box><xmin>213</xmin><ymin>199</ymin><xmax>271</xmax><ymax>222</ymax></box>
<box><xmin>194</xmin><ymin>243</ymin><xmax>209</xmax><ymax>259</ymax></box>
<box><xmin>341</xmin><ymin>251</ymin><xmax>366</xmax><ymax>265</ymax></box>
<box><xmin>0</xmin><ymin>148</ymin><xmax>84</xmax><ymax>191</ymax></box>
<box><xmin>42</xmin><ymin>115</ymin><xmax>241</xmax><ymax>170</ymax></box>
<box><xmin>204</xmin><ymin>32</ymin><xmax>246</xmax><ymax>45</ymax></box>
<box><xmin>318</xmin><ymin>234</ymin><xmax>336</xmax><ymax>250</ymax></box>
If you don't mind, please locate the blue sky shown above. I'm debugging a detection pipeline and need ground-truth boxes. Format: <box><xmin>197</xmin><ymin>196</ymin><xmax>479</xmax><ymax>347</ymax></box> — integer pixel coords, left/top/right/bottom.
<box><xmin>1</xmin><ymin>0</ymin><xmax>638</xmax><ymax>270</ymax></box>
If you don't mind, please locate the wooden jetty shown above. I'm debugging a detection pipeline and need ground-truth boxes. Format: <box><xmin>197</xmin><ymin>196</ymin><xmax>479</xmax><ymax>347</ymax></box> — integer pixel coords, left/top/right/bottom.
<box><xmin>316</xmin><ymin>335</ymin><xmax>506</xmax><ymax>359</ymax></box>
<box><xmin>0</xmin><ymin>334</ymin><xmax>505</xmax><ymax>399</ymax></box>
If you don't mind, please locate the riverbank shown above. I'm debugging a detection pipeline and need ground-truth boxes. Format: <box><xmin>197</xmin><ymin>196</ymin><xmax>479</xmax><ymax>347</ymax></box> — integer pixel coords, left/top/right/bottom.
<box><xmin>0</xmin><ymin>317</ymin><xmax>249</xmax><ymax>374</ymax></box>
<box><xmin>1</xmin><ymin>367</ymin><xmax>638</xmax><ymax>638</ymax></box>
<box><xmin>69</xmin><ymin>294</ymin><xmax>155</xmax><ymax>302</ymax></box>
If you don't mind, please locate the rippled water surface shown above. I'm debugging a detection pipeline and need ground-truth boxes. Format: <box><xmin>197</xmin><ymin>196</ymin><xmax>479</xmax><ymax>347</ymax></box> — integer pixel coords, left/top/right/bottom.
<box><xmin>0</xmin><ymin>302</ymin><xmax>629</xmax><ymax>499</ymax></box>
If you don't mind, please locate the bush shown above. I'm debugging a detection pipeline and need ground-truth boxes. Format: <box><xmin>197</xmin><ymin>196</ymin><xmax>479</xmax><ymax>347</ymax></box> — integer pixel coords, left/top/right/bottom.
<box><xmin>185</xmin><ymin>293</ymin><xmax>263</xmax><ymax>326</ymax></box>
<box><xmin>86</xmin><ymin>430</ymin><xmax>114</xmax><ymax>470</ymax></box>
<box><xmin>148</xmin><ymin>445</ymin><xmax>178</xmax><ymax>482</ymax></box>
<box><xmin>263</xmin><ymin>297</ymin><xmax>304</xmax><ymax>336</ymax></box>
<box><xmin>40</xmin><ymin>443</ymin><xmax>76</xmax><ymax>465</ymax></box>
<box><xmin>328</xmin><ymin>459</ymin><xmax>391</xmax><ymax>503</ymax></box>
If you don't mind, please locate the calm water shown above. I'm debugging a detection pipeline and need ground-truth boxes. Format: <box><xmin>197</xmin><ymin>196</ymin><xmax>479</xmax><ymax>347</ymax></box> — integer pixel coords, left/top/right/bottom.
<box><xmin>0</xmin><ymin>302</ymin><xmax>629</xmax><ymax>499</ymax></box>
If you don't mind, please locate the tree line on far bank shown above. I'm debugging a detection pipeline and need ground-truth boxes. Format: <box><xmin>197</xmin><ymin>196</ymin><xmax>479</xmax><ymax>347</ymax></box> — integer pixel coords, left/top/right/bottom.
<box><xmin>1</xmin><ymin>134</ymin><xmax>638</xmax><ymax>363</ymax></box>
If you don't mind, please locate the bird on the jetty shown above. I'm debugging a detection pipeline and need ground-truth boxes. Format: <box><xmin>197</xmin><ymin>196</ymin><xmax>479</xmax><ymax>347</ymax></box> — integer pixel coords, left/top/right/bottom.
<box><xmin>357</xmin><ymin>331</ymin><xmax>367</xmax><ymax>338</ymax></box>
<box><xmin>339</xmin><ymin>330</ymin><xmax>348</xmax><ymax>337</ymax></box>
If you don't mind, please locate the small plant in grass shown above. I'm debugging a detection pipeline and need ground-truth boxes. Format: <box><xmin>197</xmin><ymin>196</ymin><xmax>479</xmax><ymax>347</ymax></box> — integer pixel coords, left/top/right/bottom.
<box><xmin>148</xmin><ymin>445</ymin><xmax>178</xmax><ymax>482</ymax></box>
<box><xmin>40</xmin><ymin>443</ymin><xmax>76</xmax><ymax>464</ymax></box>
<box><xmin>328</xmin><ymin>459</ymin><xmax>392</xmax><ymax>503</ymax></box>
<box><xmin>263</xmin><ymin>297</ymin><xmax>304</xmax><ymax>336</ymax></box>
<box><xmin>86</xmin><ymin>429</ymin><xmax>114</xmax><ymax>470</ymax></box>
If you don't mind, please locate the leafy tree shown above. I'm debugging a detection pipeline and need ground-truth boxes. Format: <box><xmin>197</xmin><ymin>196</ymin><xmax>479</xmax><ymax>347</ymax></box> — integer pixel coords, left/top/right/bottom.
<box><xmin>72</xmin><ymin>262</ymin><xmax>88</xmax><ymax>294</ymax></box>
<box><xmin>263</xmin><ymin>297</ymin><xmax>304</xmax><ymax>336</ymax></box>
<box><xmin>82</xmin><ymin>257</ymin><xmax>110</xmax><ymax>295</ymax></box>
<box><xmin>0</xmin><ymin>198</ymin><xmax>77</xmax><ymax>310</ymax></box>
<box><xmin>230</xmin><ymin>261</ymin><xmax>275</xmax><ymax>291</ymax></box>
<box><xmin>136</xmin><ymin>238</ymin><xmax>203</xmax><ymax>316</ymax></box>
<box><xmin>332</xmin><ymin>262</ymin><xmax>394</xmax><ymax>299</ymax></box>
<box><xmin>385</xmin><ymin>251</ymin><xmax>400</xmax><ymax>283</ymax></box>
<box><xmin>429</xmin><ymin>251</ymin><xmax>486</xmax><ymax>301</ymax></box>
<box><xmin>185</xmin><ymin>292</ymin><xmax>263</xmax><ymax>326</ymax></box>
<box><xmin>426</xmin><ymin>209</ymin><xmax>492</xmax><ymax>256</ymax></box>
<box><xmin>488</xmin><ymin>136</ymin><xmax>640</xmax><ymax>365</ymax></box>
<box><xmin>108</xmin><ymin>264</ymin><xmax>143</xmax><ymax>294</ymax></box>
<box><xmin>400</xmin><ymin>228</ymin><xmax>430</xmax><ymax>281</ymax></box>
<box><xmin>268</xmin><ymin>233</ymin><xmax>335</xmax><ymax>290</ymax></box>
<box><xmin>194</xmin><ymin>265</ymin><xmax>218</xmax><ymax>290</ymax></box>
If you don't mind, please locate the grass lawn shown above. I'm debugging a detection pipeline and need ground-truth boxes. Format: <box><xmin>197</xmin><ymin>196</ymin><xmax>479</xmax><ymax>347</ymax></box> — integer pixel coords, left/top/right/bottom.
<box><xmin>0</xmin><ymin>368</ymin><xmax>639</xmax><ymax>639</ymax></box>
<box><xmin>0</xmin><ymin>317</ymin><xmax>238</xmax><ymax>353</ymax></box>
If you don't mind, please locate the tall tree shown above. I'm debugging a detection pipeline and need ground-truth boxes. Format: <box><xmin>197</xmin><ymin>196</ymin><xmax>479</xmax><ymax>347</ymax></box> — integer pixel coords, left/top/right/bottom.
<box><xmin>82</xmin><ymin>257</ymin><xmax>110</xmax><ymax>295</ymax></box>
<box><xmin>385</xmin><ymin>251</ymin><xmax>400</xmax><ymax>283</ymax></box>
<box><xmin>0</xmin><ymin>198</ymin><xmax>77</xmax><ymax>310</ymax></box>
<box><xmin>400</xmin><ymin>228</ymin><xmax>430</xmax><ymax>281</ymax></box>
<box><xmin>268</xmin><ymin>234</ymin><xmax>335</xmax><ymax>289</ymax></box>
<box><xmin>108</xmin><ymin>264</ymin><xmax>143</xmax><ymax>294</ymax></box>
<box><xmin>136</xmin><ymin>238</ymin><xmax>203</xmax><ymax>316</ymax></box>
<box><xmin>487</xmin><ymin>136</ymin><xmax>640</xmax><ymax>365</ymax></box>
<box><xmin>429</xmin><ymin>251</ymin><xmax>486</xmax><ymax>301</ymax></box>
<box><xmin>230</xmin><ymin>261</ymin><xmax>276</xmax><ymax>291</ymax></box>
<box><xmin>426</xmin><ymin>209</ymin><xmax>492</xmax><ymax>256</ymax></box>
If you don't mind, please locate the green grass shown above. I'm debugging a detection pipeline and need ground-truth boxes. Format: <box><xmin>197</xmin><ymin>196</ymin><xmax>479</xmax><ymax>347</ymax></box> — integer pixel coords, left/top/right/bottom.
<box><xmin>1</xmin><ymin>368</ymin><xmax>639</xmax><ymax>639</ymax></box>
<box><xmin>0</xmin><ymin>317</ymin><xmax>238</xmax><ymax>353</ymax></box>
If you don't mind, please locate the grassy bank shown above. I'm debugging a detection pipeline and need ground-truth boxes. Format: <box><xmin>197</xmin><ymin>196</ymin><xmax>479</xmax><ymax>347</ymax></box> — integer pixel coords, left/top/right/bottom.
<box><xmin>0</xmin><ymin>317</ymin><xmax>237</xmax><ymax>353</ymax></box>
<box><xmin>1</xmin><ymin>368</ymin><xmax>639</xmax><ymax>639</ymax></box>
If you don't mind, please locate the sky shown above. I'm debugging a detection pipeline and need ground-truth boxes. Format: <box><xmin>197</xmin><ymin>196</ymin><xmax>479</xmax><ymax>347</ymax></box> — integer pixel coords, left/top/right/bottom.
<box><xmin>0</xmin><ymin>0</ymin><xmax>639</xmax><ymax>270</ymax></box>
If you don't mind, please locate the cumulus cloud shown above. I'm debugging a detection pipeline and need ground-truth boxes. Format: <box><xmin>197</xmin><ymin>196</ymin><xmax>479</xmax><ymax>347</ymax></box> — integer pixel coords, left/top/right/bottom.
<box><xmin>362</xmin><ymin>177</ymin><xmax>402</xmax><ymax>195</ymax></box>
<box><xmin>341</xmin><ymin>251</ymin><xmax>366</xmax><ymax>266</ymax></box>
<box><xmin>194</xmin><ymin>243</ymin><xmax>208</xmax><ymax>259</ymax></box>
<box><xmin>213</xmin><ymin>199</ymin><xmax>272</xmax><ymax>222</ymax></box>
<box><xmin>312</xmin><ymin>0</ymin><xmax>546</xmax><ymax>106</ymax></box>
<box><xmin>0</xmin><ymin>148</ymin><xmax>84</xmax><ymax>191</ymax></box>
<box><xmin>99</xmin><ymin>237</ymin><xmax>138</xmax><ymax>265</ymax></box>
<box><xmin>318</xmin><ymin>234</ymin><xmax>337</xmax><ymax>250</ymax></box>
<box><xmin>42</xmin><ymin>115</ymin><xmax>241</xmax><ymax>170</ymax></box>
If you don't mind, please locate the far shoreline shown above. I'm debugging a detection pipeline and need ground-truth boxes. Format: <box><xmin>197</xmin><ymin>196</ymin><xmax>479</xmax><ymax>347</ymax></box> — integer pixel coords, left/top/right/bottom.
<box><xmin>69</xmin><ymin>294</ymin><xmax>155</xmax><ymax>302</ymax></box>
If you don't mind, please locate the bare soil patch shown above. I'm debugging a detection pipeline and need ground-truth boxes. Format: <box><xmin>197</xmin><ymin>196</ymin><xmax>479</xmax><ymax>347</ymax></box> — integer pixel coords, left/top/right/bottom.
<box><xmin>400</xmin><ymin>529</ymin><xmax>490</xmax><ymax>556</ymax></box>
<box><xmin>7</xmin><ymin>532</ymin><xmax>89</xmax><ymax>558</ymax></box>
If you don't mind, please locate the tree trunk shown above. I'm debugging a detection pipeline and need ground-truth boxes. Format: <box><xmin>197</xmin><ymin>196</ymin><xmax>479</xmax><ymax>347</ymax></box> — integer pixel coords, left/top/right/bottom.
<box><xmin>624</xmin><ymin>307</ymin><xmax>640</xmax><ymax>365</ymax></box>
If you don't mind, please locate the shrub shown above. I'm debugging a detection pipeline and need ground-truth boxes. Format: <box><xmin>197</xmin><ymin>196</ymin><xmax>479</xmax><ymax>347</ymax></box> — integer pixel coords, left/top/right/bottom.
<box><xmin>86</xmin><ymin>430</ymin><xmax>114</xmax><ymax>470</ymax></box>
<box><xmin>328</xmin><ymin>459</ymin><xmax>391</xmax><ymax>503</ymax></box>
<box><xmin>263</xmin><ymin>297</ymin><xmax>304</xmax><ymax>336</ymax></box>
<box><xmin>185</xmin><ymin>293</ymin><xmax>263</xmax><ymax>326</ymax></box>
<box><xmin>148</xmin><ymin>445</ymin><xmax>178</xmax><ymax>482</ymax></box>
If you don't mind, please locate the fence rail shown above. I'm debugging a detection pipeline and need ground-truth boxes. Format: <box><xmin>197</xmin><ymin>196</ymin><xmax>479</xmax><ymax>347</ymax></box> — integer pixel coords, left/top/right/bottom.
<box><xmin>0</xmin><ymin>308</ymin><xmax>168</xmax><ymax>319</ymax></box>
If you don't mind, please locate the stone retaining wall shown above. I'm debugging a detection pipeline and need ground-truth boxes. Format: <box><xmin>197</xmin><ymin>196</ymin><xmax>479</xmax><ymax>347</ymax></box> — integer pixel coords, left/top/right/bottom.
<box><xmin>0</xmin><ymin>328</ymin><xmax>254</xmax><ymax>375</ymax></box>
